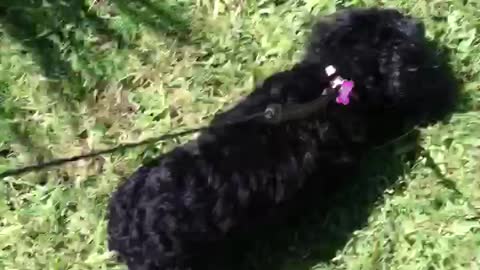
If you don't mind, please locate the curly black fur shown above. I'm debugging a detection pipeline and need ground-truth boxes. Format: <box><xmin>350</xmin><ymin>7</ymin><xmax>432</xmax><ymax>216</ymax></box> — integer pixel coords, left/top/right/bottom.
<box><xmin>107</xmin><ymin>8</ymin><xmax>456</xmax><ymax>270</ymax></box>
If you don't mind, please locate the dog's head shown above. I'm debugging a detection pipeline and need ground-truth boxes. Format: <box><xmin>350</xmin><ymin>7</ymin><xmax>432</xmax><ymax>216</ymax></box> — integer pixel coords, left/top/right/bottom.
<box><xmin>304</xmin><ymin>8</ymin><xmax>457</xmax><ymax>126</ymax></box>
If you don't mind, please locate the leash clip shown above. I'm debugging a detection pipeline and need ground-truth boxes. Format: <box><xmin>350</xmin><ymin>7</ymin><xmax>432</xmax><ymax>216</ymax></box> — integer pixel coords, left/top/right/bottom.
<box><xmin>264</xmin><ymin>103</ymin><xmax>282</xmax><ymax>124</ymax></box>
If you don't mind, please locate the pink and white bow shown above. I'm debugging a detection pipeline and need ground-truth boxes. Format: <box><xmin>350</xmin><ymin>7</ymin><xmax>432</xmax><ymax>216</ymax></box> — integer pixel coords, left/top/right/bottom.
<box><xmin>325</xmin><ymin>65</ymin><xmax>355</xmax><ymax>106</ymax></box>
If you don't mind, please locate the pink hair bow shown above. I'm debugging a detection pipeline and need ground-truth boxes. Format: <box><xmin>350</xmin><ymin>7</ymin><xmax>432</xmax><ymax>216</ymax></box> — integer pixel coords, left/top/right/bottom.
<box><xmin>324</xmin><ymin>65</ymin><xmax>354</xmax><ymax>106</ymax></box>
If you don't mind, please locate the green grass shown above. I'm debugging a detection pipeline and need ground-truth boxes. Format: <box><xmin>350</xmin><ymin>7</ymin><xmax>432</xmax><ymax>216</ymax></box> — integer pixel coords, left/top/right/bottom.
<box><xmin>0</xmin><ymin>0</ymin><xmax>479</xmax><ymax>269</ymax></box>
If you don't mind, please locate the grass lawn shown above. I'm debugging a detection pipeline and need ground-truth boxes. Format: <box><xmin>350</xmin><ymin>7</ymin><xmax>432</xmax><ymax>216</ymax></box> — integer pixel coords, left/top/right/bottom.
<box><xmin>0</xmin><ymin>0</ymin><xmax>479</xmax><ymax>269</ymax></box>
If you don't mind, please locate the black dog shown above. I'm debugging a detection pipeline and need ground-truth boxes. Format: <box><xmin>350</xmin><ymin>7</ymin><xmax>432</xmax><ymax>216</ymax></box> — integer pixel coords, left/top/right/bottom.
<box><xmin>107</xmin><ymin>8</ymin><xmax>456</xmax><ymax>270</ymax></box>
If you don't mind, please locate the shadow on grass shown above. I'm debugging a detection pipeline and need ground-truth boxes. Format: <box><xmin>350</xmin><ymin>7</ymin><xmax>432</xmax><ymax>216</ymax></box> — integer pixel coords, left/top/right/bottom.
<box><xmin>0</xmin><ymin>0</ymin><xmax>191</xmax><ymax>159</ymax></box>
<box><xmin>0</xmin><ymin>0</ymin><xmax>191</xmax><ymax>101</ymax></box>
<box><xmin>113</xmin><ymin>0</ymin><xmax>190</xmax><ymax>41</ymax></box>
